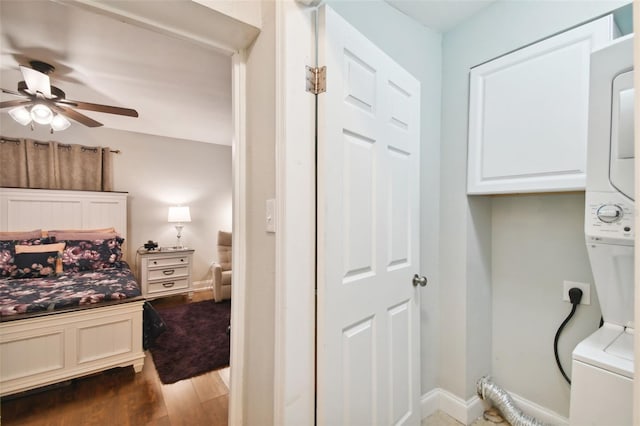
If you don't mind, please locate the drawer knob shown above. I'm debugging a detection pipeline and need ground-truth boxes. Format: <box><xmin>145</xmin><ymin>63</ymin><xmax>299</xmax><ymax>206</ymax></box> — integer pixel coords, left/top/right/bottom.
<box><xmin>153</xmin><ymin>261</ymin><xmax>157</xmax><ymax>265</ymax></box>
<box><xmin>180</xmin><ymin>258</ymin><xmax>185</xmax><ymax>262</ymax></box>
<box><xmin>162</xmin><ymin>282</ymin><xmax>175</xmax><ymax>288</ymax></box>
<box><xmin>163</xmin><ymin>269</ymin><xmax>175</xmax><ymax>276</ymax></box>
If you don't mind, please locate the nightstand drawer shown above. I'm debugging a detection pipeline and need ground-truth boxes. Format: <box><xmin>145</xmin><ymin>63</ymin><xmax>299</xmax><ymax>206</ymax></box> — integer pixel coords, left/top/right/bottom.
<box><xmin>147</xmin><ymin>279</ymin><xmax>189</xmax><ymax>295</ymax></box>
<box><xmin>148</xmin><ymin>256</ymin><xmax>190</xmax><ymax>267</ymax></box>
<box><xmin>137</xmin><ymin>248</ymin><xmax>194</xmax><ymax>300</ymax></box>
<box><xmin>148</xmin><ymin>266</ymin><xmax>189</xmax><ymax>281</ymax></box>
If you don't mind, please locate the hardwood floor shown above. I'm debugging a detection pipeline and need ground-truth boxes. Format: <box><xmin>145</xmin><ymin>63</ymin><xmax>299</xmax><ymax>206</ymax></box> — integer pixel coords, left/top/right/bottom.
<box><xmin>0</xmin><ymin>292</ymin><xmax>229</xmax><ymax>426</ymax></box>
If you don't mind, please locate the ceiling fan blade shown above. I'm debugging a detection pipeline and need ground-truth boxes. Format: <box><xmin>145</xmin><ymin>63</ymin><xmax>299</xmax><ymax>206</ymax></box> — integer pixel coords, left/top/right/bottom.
<box><xmin>56</xmin><ymin>99</ymin><xmax>138</xmax><ymax>117</ymax></box>
<box><xmin>49</xmin><ymin>103</ymin><xmax>103</xmax><ymax>128</ymax></box>
<box><xmin>20</xmin><ymin>65</ymin><xmax>51</xmax><ymax>98</ymax></box>
<box><xmin>2</xmin><ymin>87</ymin><xmax>28</xmax><ymax>97</ymax></box>
<box><xmin>0</xmin><ymin>99</ymin><xmax>32</xmax><ymax>109</ymax></box>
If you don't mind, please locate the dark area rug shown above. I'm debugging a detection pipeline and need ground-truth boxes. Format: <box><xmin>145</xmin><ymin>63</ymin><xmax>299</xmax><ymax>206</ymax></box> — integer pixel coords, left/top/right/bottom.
<box><xmin>149</xmin><ymin>299</ymin><xmax>231</xmax><ymax>384</ymax></box>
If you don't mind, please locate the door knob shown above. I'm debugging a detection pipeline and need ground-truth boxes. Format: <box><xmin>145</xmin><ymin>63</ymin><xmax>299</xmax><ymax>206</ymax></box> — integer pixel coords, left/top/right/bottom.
<box><xmin>412</xmin><ymin>274</ymin><xmax>428</xmax><ymax>287</ymax></box>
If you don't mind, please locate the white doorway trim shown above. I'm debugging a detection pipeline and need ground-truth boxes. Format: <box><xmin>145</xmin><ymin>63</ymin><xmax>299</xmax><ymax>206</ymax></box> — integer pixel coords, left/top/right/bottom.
<box><xmin>273</xmin><ymin>2</ymin><xmax>316</xmax><ymax>425</ymax></box>
<box><xmin>633</xmin><ymin>5</ymin><xmax>639</xmax><ymax>425</ymax></box>
<box><xmin>229</xmin><ymin>50</ymin><xmax>248</xmax><ymax>426</ymax></box>
<box><xmin>61</xmin><ymin>0</ymin><xmax>259</xmax><ymax>56</ymax></box>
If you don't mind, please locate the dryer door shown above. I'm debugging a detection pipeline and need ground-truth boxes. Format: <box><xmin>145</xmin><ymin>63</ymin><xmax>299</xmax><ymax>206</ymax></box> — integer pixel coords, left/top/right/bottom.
<box><xmin>587</xmin><ymin>243</ymin><xmax>634</xmax><ymax>328</ymax></box>
<box><xmin>609</xmin><ymin>70</ymin><xmax>634</xmax><ymax>200</ymax></box>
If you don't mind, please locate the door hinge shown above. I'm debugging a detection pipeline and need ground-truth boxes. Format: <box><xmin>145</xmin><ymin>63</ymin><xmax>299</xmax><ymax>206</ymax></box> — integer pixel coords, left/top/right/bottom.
<box><xmin>306</xmin><ymin>66</ymin><xmax>326</xmax><ymax>95</ymax></box>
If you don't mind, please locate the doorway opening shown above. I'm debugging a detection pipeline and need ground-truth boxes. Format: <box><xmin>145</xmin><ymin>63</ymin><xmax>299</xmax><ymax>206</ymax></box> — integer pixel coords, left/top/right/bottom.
<box><xmin>0</xmin><ymin>1</ymin><xmax>250</xmax><ymax>424</ymax></box>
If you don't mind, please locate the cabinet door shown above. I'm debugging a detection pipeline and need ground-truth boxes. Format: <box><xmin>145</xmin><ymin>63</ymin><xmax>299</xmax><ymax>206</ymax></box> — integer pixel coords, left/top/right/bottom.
<box><xmin>467</xmin><ymin>16</ymin><xmax>615</xmax><ymax>195</ymax></box>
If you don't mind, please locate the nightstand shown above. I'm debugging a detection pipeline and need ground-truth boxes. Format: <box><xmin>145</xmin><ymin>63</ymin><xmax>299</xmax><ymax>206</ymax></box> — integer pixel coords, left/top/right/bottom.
<box><xmin>137</xmin><ymin>248</ymin><xmax>194</xmax><ymax>299</ymax></box>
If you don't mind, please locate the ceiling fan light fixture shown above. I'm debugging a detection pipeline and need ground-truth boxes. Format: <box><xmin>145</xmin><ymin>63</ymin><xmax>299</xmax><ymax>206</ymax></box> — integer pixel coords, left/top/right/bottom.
<box><xmin>3</xmin><ymin>60</ymin><xmax>137</xmax><ymax>130</ymax></box>
<box><xmin>9</xmin><ymin>106</ymin><xmax>32</xmax><ymax>126</ymax></box>
<box><xmin>51</xmin><ymin>114</ymin><xmax>71</xmax><ymax>131</ymax></box>
<box><xmin>30</xmin><ymin>104</ymin><xmax>53</xmax><ymax>125</ymax></box>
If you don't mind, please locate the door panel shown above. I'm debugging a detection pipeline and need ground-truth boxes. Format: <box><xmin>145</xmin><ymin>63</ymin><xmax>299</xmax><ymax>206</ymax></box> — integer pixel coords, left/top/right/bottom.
<box><xmin>388</xmin><ymin>147</ymin><xmax>411</xmax><ymax>270</ymax></box>
<box><xmin>343</xmin><ymin>131</ymin><xmax>376</xmax><ymax>282</ymax></box>
<box><xmin>344</xmin><ymin>50</ymin><xmax>377</xmax><ymax>113</ymax></box>
<box><xmin>343</xmin><ymin>317</ymin><xmax>376</xmax><ymax>425</ymax></box>
<box><xmin>317</xmin><ymin>5</ymin><xmax>421</xmax><ymax>425</ymax></box>
<box><xmin>388</xmin><ymin>301</ymin><xmax>412</xmax><ymax>424</ymax></box>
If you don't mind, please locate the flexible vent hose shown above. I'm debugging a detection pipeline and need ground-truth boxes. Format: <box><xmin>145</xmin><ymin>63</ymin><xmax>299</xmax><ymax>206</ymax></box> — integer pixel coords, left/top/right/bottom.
<box><xmin>477</xmin><ymin>376</ymin><xmax>549</xmax><ymax>426</ymax></box>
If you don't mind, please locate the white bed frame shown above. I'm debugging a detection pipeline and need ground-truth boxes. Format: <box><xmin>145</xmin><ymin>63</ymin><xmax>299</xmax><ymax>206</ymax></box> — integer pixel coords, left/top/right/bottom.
<box><xmin>0</xmin><ymin>188</ymin><xmax>144</xmax><ymax>396</ymax></box>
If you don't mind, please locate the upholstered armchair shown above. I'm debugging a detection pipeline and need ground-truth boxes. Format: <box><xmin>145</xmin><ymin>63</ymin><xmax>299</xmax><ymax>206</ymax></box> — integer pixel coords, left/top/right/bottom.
<box><xmin>212</xmin><ymin>230</ymin><xmax>232</xmax><ymax>302</ymax></box>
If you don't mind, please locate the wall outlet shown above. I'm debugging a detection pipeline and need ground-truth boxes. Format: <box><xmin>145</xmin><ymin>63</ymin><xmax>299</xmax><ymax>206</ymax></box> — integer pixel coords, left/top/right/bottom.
<box><xmin>562</xmin><ymin>280</ymin><xmax>590</xmax><ymax>305</ymax></box>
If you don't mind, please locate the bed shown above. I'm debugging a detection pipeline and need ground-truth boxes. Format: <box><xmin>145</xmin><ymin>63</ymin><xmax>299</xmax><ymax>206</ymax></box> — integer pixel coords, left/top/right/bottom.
<box><xmin>0</xmin><ymin>188</ymin><xmax>144</xmax><ymax>397</ymax></box>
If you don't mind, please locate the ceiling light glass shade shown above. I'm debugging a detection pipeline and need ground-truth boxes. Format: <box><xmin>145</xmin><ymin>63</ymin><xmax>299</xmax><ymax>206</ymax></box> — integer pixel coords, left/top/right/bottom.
<box><xmin>168</xmin><ymin>206</ymin><xmax>191</xmax><ymax>223</ymax></box>
<box><xmin>51</xmin><ymin>114</ymin><xmax>71</xmax><ymax>131</ymax></box>
<box><xmin>9</xmin><ymin>106</ymin><xmax>32</xmax><ymax>126</ymax></box>
<box><xmin>30</xmin><ymin>104</ymin><xmax>53</xmax><ymax>124</ymax></box>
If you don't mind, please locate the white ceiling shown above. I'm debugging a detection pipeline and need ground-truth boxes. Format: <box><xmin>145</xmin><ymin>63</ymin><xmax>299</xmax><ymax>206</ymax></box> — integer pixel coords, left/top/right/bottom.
<box><xmin>386</xmin><ymin>0</ymin><xmax>497</xmax><ymax>32</ymax></box>
<box><xmin>1</xmin><ymin>1</ymin><xmax>494</xmax><ymax>146</ymax></box>
<box><xmin>0</xmin><ymin>0</ymin><xmax>232</xmax><ymax>146</ymax></box>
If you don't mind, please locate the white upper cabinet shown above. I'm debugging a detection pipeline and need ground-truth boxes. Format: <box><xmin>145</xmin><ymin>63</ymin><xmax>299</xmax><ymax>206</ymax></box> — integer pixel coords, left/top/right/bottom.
<box><xmin>467</xmin><ymin>16</ymin><xmax>616</xmax><ymax>195</ymax></box>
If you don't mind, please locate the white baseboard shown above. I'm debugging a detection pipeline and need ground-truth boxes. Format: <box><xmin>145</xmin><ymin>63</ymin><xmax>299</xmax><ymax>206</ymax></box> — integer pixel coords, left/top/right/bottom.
<box><xmin>420</xmin><ymin>388</ymin><xmax>440</xmax><ymax>418</ymax></box>
<box><xmin>192</xmin><ymin>279</ymin><xmax>213</xmax><ymax>291</ymax></box>
<box><xmin>510</xmin><ymin>392</ymin><xmax>568</xmax><ymax>426</ymax></box>
<box><xmin>421</xmin><ymin>387</ymin><xmax>567</xmax><ymax>426</ymax></box>
<box><xmin>421</xmin><ymin>388</ymin><xmax>487</xmax><ymax>425</ymax></box>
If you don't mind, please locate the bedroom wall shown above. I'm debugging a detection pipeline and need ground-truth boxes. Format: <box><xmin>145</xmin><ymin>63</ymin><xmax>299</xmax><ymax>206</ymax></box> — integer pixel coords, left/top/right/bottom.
<box><xmin>0</xmin><ymin>115</ymin><xmax>232</xmax><ymax>284</ymax></box>
<box><xmin>439</xmin><ymin>0</ymin><xmax>627</xmax><ymax>417</ymax></box>
<box><xmin>328</xmin><ymin>0</ymin><xmax>443</xmax><ymax>395</ymax></box>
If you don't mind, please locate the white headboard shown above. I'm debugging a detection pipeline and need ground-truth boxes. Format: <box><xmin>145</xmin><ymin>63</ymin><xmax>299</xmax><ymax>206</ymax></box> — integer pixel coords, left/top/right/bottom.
<box><xmin>0</xmin><ymin>188</ymin><xmax>128</xmax><ymax>240</ymax></box>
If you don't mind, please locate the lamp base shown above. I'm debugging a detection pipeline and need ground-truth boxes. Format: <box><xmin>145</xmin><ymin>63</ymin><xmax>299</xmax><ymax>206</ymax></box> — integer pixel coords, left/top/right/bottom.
<box><xmin>174</xmin><ymin>224</ymin><xmax>185</xmax><ymax>250</ymax></box>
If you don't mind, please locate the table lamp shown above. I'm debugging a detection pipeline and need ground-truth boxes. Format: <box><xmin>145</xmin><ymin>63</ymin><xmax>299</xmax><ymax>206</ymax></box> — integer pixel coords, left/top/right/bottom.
<box><xmin>168</xmin><ymin>206</ymin><xmax>191</xmax><ymax>249</ymax></box>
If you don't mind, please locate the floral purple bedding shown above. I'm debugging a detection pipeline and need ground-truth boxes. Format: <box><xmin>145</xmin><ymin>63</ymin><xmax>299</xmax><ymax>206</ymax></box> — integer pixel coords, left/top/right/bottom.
<box><xmin>0</xmin><ymin>264</ymin><xmax>141</xmax><ymax>317</ymax></box>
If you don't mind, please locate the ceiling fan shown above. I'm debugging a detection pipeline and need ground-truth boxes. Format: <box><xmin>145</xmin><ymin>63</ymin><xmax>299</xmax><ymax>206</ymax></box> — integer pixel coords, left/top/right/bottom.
<box><xmin>1</xmin><ymin>60</ymin><xmax>138</xmax><ymax>131</ymax></box>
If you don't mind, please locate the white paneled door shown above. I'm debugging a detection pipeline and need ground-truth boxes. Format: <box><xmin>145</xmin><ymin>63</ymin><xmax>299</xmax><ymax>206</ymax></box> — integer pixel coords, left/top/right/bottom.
<box><xmin>316</xmin><ymin>6</ymin><xmax>422</xmax><ymax>425</ymax></box>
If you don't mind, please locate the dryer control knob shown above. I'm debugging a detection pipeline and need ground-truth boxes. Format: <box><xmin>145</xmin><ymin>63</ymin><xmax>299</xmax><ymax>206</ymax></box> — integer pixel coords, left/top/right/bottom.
<box><xmin>596</xmin><ymin>204</ymin><xmax>623</xmax><ymax>223</ymax></box>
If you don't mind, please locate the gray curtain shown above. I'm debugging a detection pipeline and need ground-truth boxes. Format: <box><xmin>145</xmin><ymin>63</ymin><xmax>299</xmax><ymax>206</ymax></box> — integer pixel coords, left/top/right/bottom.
<box><xmin>26</xmin><ymin>140</ymin><xmax>58</xmax><ymax>189</ymax></box>
<box><xmin>56</xmin><ymin>144</ymin><xmax>104</xmax><ymax>191</ymax></box>
<box><xmin>0</xmin><ymin>137</ymin><xmax>114</xmax><ymax>191</ymax></box>
<box><xmin>102</xmin><ymin>147</ymin><xmax>113</xmax><ymax>191</ymax></box>
<box><xmin>0</xmin><ymin>138</ymin><xmax>27</xmax><ymax>188</ymax></box>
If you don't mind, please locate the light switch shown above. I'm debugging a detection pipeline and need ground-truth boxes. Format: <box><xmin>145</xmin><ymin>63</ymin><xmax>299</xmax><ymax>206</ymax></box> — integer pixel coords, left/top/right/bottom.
<box><xmin>266</xmin><ymin>198</ymin><xmax>276</xmax><ymax>233</ymax></box>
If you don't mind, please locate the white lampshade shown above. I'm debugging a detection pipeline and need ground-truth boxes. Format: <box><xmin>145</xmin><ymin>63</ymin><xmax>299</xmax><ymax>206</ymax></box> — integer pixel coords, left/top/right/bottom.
<box><xmin>51</xmin><ymin>114</ymin><xmax>71</xmax><ymax>131</ymax></box>
<box><xmin>168</xmin><ymin>206</ymin><xmax>191</xmax><ymax>223</ymax></box>
<box><xmin>9</xmin><ymin>106</ymin><xmax>32</xmax><ymax>126</ymax></box>
<box><xmin>31</xmin><ymin>104</ymin><xmax>53</xmax><ymax>124</ymax></box>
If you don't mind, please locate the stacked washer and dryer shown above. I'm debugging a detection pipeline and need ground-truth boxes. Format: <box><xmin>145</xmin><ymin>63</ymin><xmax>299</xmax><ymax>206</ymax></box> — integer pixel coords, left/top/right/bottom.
<box><xmin>569</xmin><ymin>34</ymin><xmax>635</xmax><ymax>425</ymax></box>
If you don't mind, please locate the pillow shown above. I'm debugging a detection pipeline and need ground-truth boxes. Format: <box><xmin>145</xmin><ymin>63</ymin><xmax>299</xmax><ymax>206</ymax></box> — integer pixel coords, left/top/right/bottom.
<box><xmin>48</xmin><ymin>227</ymin><xmax>118</xmax><ymax>239</ymax></box>
<box><xmin>0</xmin><ymin>229</ymin><xmax>43</xmax><ymax>241</ymax></box>
<box><xmin>0</xmin><ymin>238</ymin><xmax>52</xmax><ymax>277</ymax></box>
<box><xmin>0</xmin><ymin>240</ymin><xmax>17</xmax><ymax>277</ymax></box>
<box><xmin>61</xmin><ymin>237</ymin><xmax>124</xmax><ymax>272</ymax></box>
<box><xmin>11</xmin><ymin>251</ymin><xmax>59</xmax><ymax>279</ymax></box>
<box><xmin>48</xmin><ymin>232</ymin><xmax>117</xmax><ymax>241</ymax></box>
<box><xmin>45</xmin><ymin>227</ymin><xmax>116</xmax><ymax>237</ymax></box>
<box><xmin>48</xmin><ymin>227</ymin><xmax>116</xmax><ymax>233</ymax></box>
<box><xmin>15</xmin><ymin>242</ymin><xmax>66</xmax><ymax>254</ymax></box>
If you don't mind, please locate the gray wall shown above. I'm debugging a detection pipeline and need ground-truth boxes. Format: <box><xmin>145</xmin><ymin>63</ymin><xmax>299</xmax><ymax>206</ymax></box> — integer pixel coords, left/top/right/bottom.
<box><xmin>491</xmin><ymin>193</ymin><xmax>600</xmax><ymax>415</ymax></box>
<box><xmin>329</xmin><ymin>0</ymin><xmax>443</xmax><ymax>395</ymax></box>
<box><xmin>439</xmin><ymin>0</ymin><xmax>627</xmax><ymax>416</ymax></box>
<box><xmin>1</xmin><ymin>115</ymin><xmax>232</xmax><ymax>283</ymax></box>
